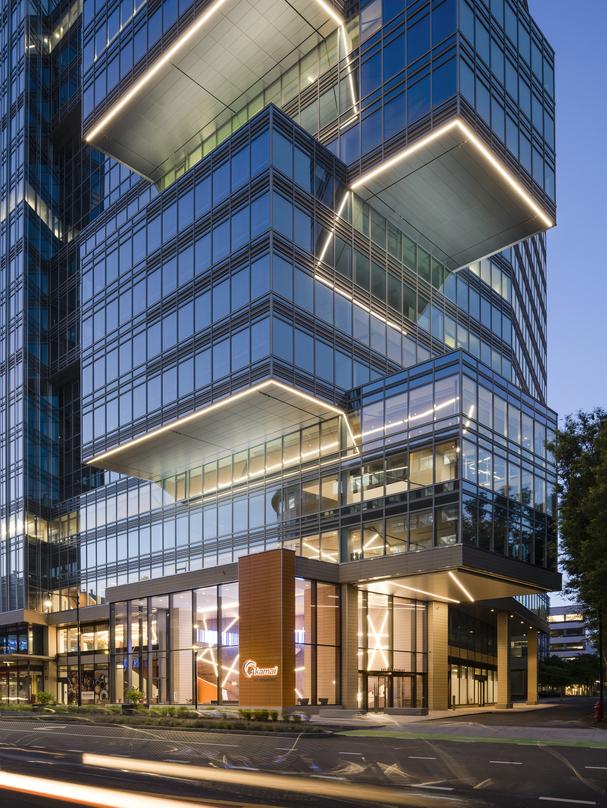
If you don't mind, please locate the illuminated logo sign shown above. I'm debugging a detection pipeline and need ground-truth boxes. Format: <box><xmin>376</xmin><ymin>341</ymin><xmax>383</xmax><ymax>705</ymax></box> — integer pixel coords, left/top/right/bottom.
<box><xmin>242</xmin><ymin>659</ymin><xmax>278</xmax><ymax>679</ymax></box>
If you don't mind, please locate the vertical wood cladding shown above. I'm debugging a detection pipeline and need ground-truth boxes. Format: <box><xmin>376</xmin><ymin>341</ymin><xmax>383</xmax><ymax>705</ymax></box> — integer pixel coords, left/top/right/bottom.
<box><xmin>340</xmin><ymin>583</ymin><xmax>359</xmax><ymax>708</ymax></box>
<box><xmin>496</xmin><ymin>610</ymin><xmax>512</xmax><ymax>708</ymax></box>
<box><xmin>239</xmin><ymin>548</ymin><xmax>295</xmax><ymax>707</ymax></box>
<box><xmin>427</xmin><ymin>600</ymin><xmax>449</xmax><ymax>710</ymax></box>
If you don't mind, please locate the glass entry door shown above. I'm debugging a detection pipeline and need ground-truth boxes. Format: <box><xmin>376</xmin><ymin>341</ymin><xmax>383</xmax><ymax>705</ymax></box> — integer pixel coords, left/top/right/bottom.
<box><xmin>392</xmin><ymin>674</ymin><xmax>413</xmax><ymax>708</ymax></box>
<box><xmin>0</xmin><ymin>665</ymin><xmax>43</xmax><ymax>704</ymax></box>
<box><xmin>365</xmin><ymin>673</ymin><xmax>424</xmax><ymax>710</ymax></box>
<box><xmin>474</xmin><ymin>675</ymin><xmax>487</xmax><ymax>706</ymax></box>
<box><xmin>367</xmin><ymin>675</ymin><xmax>389</xmax><ymax>711</ymax></box>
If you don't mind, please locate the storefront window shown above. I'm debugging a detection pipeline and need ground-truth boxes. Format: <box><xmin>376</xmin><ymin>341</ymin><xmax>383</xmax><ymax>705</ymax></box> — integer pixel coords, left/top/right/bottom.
<box><xmin>219</xmin><ymin>582</ymin><xmax>239</xmax><ymax>703</ymax></box>
<box><xmin>450</xmin><ymin>663</ymin><xmax>496</xmax><ymax>706</ymax></box>
<box><xmin>114</xmin><ymin>602</ymin><xmax>127</xmax><ymax>650</ymax></box>
<box><xmin>171</xmin><ymin>591</ymin><xmax>193</xmax><ymax>704</ymax></box>
<box><xmin>294</xmin><ymin>579</ymin><xmax>339</xmax><ymax>706</ymax></box>
<box><xmin>295</xmin><ymin>579</ymin><xmax>313</xmax><ymax>705</ymax></box>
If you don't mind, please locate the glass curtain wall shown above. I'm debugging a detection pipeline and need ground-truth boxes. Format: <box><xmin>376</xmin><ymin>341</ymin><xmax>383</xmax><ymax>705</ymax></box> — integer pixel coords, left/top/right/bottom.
<box><xmin>294</xmin><ymin>579</ymin><xmax>340</xmax><ymax>706</ymax></box>
<box><xmin>110</xmin><ymin>586</ymin><xmax>240</xmax><ymax>705</ymax></box>
<box><xmin>357</xmin><ymin>590</ymin><xmax>427</xmax><ymax>710</ymax></box>
<box><xmin>56</xmin><ymin>623</ymin><xmax>110</xmax><ymax>704</ymax></box>
<box><xmin>194</xmin><ymin>582</ymin><xmax>240</xmax><ymax>705</ymax></box>
<box><xmin>111</xmin><ymin>579</ymin><xmax>339</xmax><ymax>705</ymax></box>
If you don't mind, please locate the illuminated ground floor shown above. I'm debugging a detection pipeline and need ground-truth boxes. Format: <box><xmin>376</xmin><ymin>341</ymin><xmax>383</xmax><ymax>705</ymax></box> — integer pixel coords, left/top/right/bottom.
<box><xmin>0</xmin><ymin>547</ymin><xmax>553</xmax><ymax>712</ymax></box>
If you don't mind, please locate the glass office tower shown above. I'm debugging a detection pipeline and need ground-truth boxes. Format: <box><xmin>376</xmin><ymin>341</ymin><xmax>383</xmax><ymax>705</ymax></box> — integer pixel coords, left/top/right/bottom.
<box><xmin>0</xmin><ymin>0</ymin><xmax>559</xmax><ymax>710</ymax></box>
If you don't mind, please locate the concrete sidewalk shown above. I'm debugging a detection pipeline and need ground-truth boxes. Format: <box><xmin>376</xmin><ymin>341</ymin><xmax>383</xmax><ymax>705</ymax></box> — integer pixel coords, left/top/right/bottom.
<box><xmin>309</xmin><ymin>701</ymin><xmax>556</xmax><ymax>728</ymax></box>
<box><xmin>310</xmin><ymin>701</ymin><xmax>607</xmax><ymax>746</ymax></box>
<box><xmin>338</xmin><ymin>722</ymin><xmax>607</xmax><ymax>748</ymax></box>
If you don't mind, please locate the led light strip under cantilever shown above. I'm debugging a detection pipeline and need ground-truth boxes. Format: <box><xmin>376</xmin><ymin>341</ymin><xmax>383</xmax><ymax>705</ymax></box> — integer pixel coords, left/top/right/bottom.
<box><xmin>350</xmin><ymin>118</ymin><xmax>554</xmax><ymax>230</ymax></box>
<box><xmin>390</xmin><ymin>581</ymin><xmax>460</xmax><ymax>604</ymax></box>
<box><xmin>448</xmin><ymin>570</ymin><xmax>475</xmax><ymax>602</ymax></box>
<box><xmin>84</xmin><ymin>0</ymin><xmax>346</xmax><ymax>143</ymax></box>
<box><xmin>86</xmin><ymin>379</ymin><xmax>359</xmax><ymax>468</ymax></box>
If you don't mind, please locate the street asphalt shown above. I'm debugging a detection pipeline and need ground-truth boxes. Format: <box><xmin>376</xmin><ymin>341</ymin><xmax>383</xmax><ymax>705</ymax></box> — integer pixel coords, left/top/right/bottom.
<box><xmin>0</xmin><ymin>699</ymin><xmax>604</xmax><ymax>807</ymax></box>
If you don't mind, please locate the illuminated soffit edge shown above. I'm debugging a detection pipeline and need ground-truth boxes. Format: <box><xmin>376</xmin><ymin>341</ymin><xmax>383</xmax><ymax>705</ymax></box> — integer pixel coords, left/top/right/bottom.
<box><xmin>448</xmin><ymin>570</ymin><xmax>475</xmax><ymax>602</ymax></box>
<box><xmin>350</xmin><ymin>118</ymin><xmax>554</xmax><ymax>231</ymax></box>
<box><xmin>86</xmin><ymin>379</ymin><xmax>359</xmax><ymax>468</ymax></box>
<box><xmin>84</xmin><ymin>0</ymin><xmax>348</xmax><ymax>144</ymax></box>
<box><xmin>390</xmin><ymin>581</ymin><xmax>460</xmax><ymax>604</ymax></box>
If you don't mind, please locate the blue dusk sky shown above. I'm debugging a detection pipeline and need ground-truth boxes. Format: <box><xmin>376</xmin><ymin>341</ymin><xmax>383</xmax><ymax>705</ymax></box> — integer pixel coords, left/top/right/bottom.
<box><xmin>529</xmin><ymin>0</ymin><xmax>607</xmax><ymax>424</ymax></box>
<box><xmin>528</xmin><ymin>1</ymin><xmax>606</xmax><ymax>605</ymax></box>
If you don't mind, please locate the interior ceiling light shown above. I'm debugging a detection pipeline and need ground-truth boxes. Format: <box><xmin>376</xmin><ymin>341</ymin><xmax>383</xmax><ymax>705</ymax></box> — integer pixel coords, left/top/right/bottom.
<box><xmin>85</xmin><ymin>0</ymin><xmax>345</xmax><ymax>143</ymax></box>
<box><xmin>86</xmin><ymin>379</ymin><xmax>358</xmax><ymax>467</ymax></box>
<box><xmin>350</xmin><ymin>118</ymin><xmax>554</xmax><ymax>230</ymax></box>
<box><xmin>448</xmin><ymin>571</ymin><xmax>475</xmax><ymax>602</ymax></box>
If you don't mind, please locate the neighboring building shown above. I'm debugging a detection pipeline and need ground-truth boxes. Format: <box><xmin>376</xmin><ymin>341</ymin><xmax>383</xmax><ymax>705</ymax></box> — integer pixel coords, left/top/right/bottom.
<box><xmin>548</xmin><ymin>605</ymin><xmax>595</xmax><ymax>660</ymax></box>
<box><xmin>0</xmin><ymin>0</ymin><xmax>560</xmax><ymax>710</ymax></box>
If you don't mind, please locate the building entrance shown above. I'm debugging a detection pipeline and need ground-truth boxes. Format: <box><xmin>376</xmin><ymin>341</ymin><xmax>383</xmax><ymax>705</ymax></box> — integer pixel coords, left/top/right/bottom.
<box><xmin>0</xmin><ymin>663</ymin><xmax>43</xmax><ymax>704</ymax></box>
<box><xmin>367</xmin><ymin>675</ymin><xmax>388</xmax><ymax>711</ymax></box>
<box><xmin>364</xmin><ymin>673</ymin><xmax>423</xmax><ymax>711</ymax></box>
<box><xmin>475</xmin><ymin>674</ymin><xmax>487</xmax><ymax>707</ymax></box>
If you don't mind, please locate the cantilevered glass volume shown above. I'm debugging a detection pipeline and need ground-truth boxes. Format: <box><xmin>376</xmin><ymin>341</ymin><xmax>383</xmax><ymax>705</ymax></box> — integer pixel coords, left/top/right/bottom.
<box><xmin>0</xmin><ymin>0</ymin><xmax>558</xmax><ymax>711</ymax></box>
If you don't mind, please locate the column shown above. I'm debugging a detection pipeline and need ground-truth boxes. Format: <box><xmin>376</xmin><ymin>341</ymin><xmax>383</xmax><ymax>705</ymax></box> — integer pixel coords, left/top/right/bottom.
<box><xmin>45</xmin><ymin>625</ymin><xmax>58</xmax><ymax>701</ymax></box>
<box><xmin>496</xmin><ymin>611</ymin><xmax>512</xmax><ymax>708</ymax></box>
<box><xmin>527</xmin><ymin>629</ymin><xmax>538</xmax><ymax>705</ymax></box>
<box><xmin>239</xmin><ymin>548</ymin><xmax>295</xmax><ymax>709</ymax></box>
<box><xmin>340</xmin><ymin>584</ymin><xmax>359</xmax><ymax>709</ymax></box>
<box><xmin>427</xmin><ymin>601</ymin><xmax>449</xmax><ymax>711</ymax></box>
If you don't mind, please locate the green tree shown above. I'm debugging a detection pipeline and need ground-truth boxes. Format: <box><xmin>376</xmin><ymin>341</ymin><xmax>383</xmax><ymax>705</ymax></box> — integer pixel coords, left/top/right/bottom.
<box><xmin>539</xmin><ymin>655</ymin><xmax>600</xmax><ymax>693</ymax></box>
<box><xmin>539</xmin><ymin>656</ymin><xmax>570</xmax><ymax>691</ymax></box>
<box><xmin>570</xmin><ymin>654</ymin><xmax>601</xmax><ymax>689</ymax></box>
<box><xmin>551</xmin><ymin>409</ymin><xmax>607</xmax><ymax>618</ymax></box>
<box><xmin>551</xmin><ymin>409</ymin><xmax>607</xmax><ymax>707</ymax></box>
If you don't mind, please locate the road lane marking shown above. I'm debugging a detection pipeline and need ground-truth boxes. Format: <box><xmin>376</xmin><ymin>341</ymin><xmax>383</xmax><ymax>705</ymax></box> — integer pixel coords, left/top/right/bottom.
<box><xmin>339</xmin><ymin>751</ymin><xmax>364</xmax><ymax>756</ymax></box>
<box><xmin>410</xmin><ymin>784</ymin><xmax>454</xmax><ymax>791</ymax></box>
<box><xmin>539</xmin><ymin>799</ymin><xmax>597</xmax><ymax>805</ymax></box>
<box><xmin>408</xmin><ymin>756</ymin><xmax>436</xmax><ymax>760</ymax></box>
<box><xmin>490</xmin><ymin>760</ymin><xmax>523</xmax><ymax>765</ymax></box>
<box><xmin>585</xmin><ymin>766</ymin><xmax>607</xmax><ymax>770</ymax></box>
<box><xmin>311</xmin><ymin>775</ymin><xmax>347</xmax><ymax>781</ymax></box>
<box><xmin>273</xmin><ymin>732</ymin><xmax>303</xmax><ymax>758</ymax></box>
<box><xmin>35</xmin><ymin>725</ymin><xmax>67</xmax><ymax>730</ymax></box>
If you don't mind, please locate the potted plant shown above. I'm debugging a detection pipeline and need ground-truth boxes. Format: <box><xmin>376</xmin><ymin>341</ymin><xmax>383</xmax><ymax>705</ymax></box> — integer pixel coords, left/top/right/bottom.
<box><xmin>123</xmin><ymin>688</ymin><xmax>146</xmax><ymax>714</ymax></box>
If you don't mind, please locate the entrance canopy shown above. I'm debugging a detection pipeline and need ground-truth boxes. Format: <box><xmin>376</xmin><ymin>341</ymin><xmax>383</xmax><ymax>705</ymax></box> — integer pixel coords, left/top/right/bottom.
<box><xmin>342</xmin><ymin>544</ymin><xmax>560</xmax><ymax>605</ymax></box>
<box><xmin>356</xmin><ymin>568</ymin><xmax>540</xmax><ymax>605</ymax></box>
